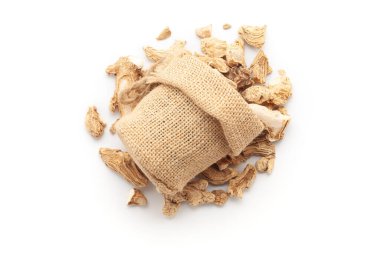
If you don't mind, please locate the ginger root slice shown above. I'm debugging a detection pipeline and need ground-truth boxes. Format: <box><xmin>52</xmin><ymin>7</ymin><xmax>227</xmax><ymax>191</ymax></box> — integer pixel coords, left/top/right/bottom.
<box><xmin>99</xmin><ymin>148</ymin><xmax>149</xmax><ymax>188</ymax></box>
<box><xmin>127</xmin><ymin>188</ymin><xmax>148</xmax><ymax>206</ymax></box>
<box><xmin>226</xmin><ymin>38</ymin><xmax>246</xmax><ymax>67</ymax></box>
<box><xmin>85</xmin><ymin>106</ymin><xmax>106</xmax><ymax>138</ymax></box>
<box><xmin>106</xmin><ymin>56</ymin><xmax>144</xmax><ymax>115</ymax></box>
<box><xmin>200</xmin><ymin>37</ymin><xmax>227</xmax><ymax>58</ymax></box>
<box><xmin>223</xmin><ymin>23</ymin><xmax>231</xmax><ymax>30</ymax></box>
<box><xmin>242</xmin><ymin>70</ymin><xmax>292</xmax><ymax>107</ymax></box>
<box><xmin>228</xmin><ymin>164</ymin><xmax>257</xmax><ymax>198</ymax></box>
<box><xmin>256</xmin><ymin>155</ymin><xmax>275</xmax><ymax>174</ymax></box>
<box><xmin>200</xmin><ymin>166</ymin><xmax>238</xmax><ymax>185</ymax></box>
<box><xmin>195</xmin><ymin>53</ymin><xmax>229</xmax><ymax>73</ymax></box>
<box><xmin>156</xmin><ymin>26</ymin><xmax>171</xmax><ymax>40</ymax></box>
<box><xmin>143</xmin><ymin>40</ymin><xmax>188</xmax><ymax>62</ymax></box>
<box><xmin>238</xmin><ymin>25</ymin><xmax>266</xmax><ymax>48</ymax></box>
<box><xmin>249</xmin><ymin>103</ymin><xmax>290</xmax><ymax>142</ymax></box>
<box><xmin>250</xmin><ymin>49</ymin><xmax>272</xmax><ymax>84</ymax></box>
<box><xmin>224</xmin><ymin>66</ymin><xmax>254</xmax><ymax>91</ymax></box>
<box><xmin>212</xmin><ymin>190</ymin><xmax>229</xmax><ymax>206</ymax></box>
<box><xmin>195</xmin><ymin>24</ymin><xmax>212</xmax><ymax>39</ymax></box>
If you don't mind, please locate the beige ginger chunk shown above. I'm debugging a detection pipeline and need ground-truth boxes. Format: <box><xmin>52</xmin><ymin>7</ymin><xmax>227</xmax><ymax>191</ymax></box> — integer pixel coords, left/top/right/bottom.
<box><xmin>242</xmin><ymin>70</ymin><xmax>292</xmax><ymax>107</ymax></box>
<box><xmin>127</xmin><ymin>188</ymin><xmax>148</xmax><ymax>206</ymax></box>
<box><xmin>195</xmin><ymin>24</ymin><xmax>212</xmax><ymax>38</ymax></box>
<box><xmin>143</xmin><ymin>40</ymin><xmax>187</xmax><ymax>62</ymax></box>
<box><xmin>249</xmin><ymin>103</ymin><xmax>290</xmax><ymax>142</ymax></box>
<box><xmin>99</xmin><ymin>148</ymin><xmax>149</xmax><ymax>188</ymax></box>
<box><xmin>238</xmin><ymin>25</ymin><xmax>266</xmax><ymax>48</ymax></box>
<box><xmin>226</xmin><ymin>38</ymin><xmax>246</xmax><ymax>67</ymax></box>
<box><xmin>250</xmin><ymin>49</ymin><xmax>272</xmax><ymax>84</ymax></box>
<box><xmin>200</xmin><ymin>37</ymin><xmax>227</xmax><ymax>58</ymax></box>
<box><xmin>156</xmin><ymin>26</ymin><xmax>171</xmax><ymax>40</ymax></box>
<box><xmin>228</xmin><ymin>164</ymin><xmax>257</xmax><ymax>198</ymax></box>
<box><xmin>162</xmin><ymin>196</ymin><xmax>181</xmax><ymax>217</ymax></box>
<box><xmin>216</xmin><ymin>157</ymin><xmax>230</xmax><ymax>170</ymax></box>
<box><xmin>85</xmin><ymin>106</ymin><xmax>106</xmax><ymax>138</ymax></box>
<box><xmin>201</xmin><ymin>166</ymin><xmax>238</xmax><ymax>185</ymax></box>
<box><xmin>243</xmin><ymin>135</ymin><xmax>276</xmax><ymax>157</ymax></box>
<box><xmin>212</xmin><ymin>190</ymin><xmax>229</xmax><ymax>206</ymax></box>
<box><xmin>256</xmin><ymin>155</ymin><xmax>275</xmax><ymax>174</ymax></box>
<box><xmin>106</xmin><ymin>56</ymin><xmax>144</xmax><ymax>115</ymax></box>
<box><xmin>223</xmin><ymin>23</ymin><xmax>231</xmax><ymax>30</ymax></box>
<box><xmin>224</xmin><ymin>66</ymin><xmax>254</xmax><ymax>91</ymax></box>
<box><xmin>195</xmin><ymin>53</ymin><xmax>229</xmax><ymax>73</ymax></box>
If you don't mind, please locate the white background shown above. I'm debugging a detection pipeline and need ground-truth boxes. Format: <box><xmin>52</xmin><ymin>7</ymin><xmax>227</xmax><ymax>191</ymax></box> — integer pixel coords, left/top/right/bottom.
<box><xmin>1</xmin><ymin>0</ymin><xmax>379</xmax><ymax>252</ymax></box>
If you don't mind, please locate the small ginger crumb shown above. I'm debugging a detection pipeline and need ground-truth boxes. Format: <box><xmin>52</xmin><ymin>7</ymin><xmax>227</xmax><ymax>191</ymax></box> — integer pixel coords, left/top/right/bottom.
<box><xmin>156</xmin><ymin>26</ymin><xmax>171</xmax><ymax>40</ymax></box>
<box><xmin>200</xmin><ymin>37</ymin><xmax>227</xmax><ymax>58</ymax></box>
<box><xmin>85</xmin><ymin>106</ymin><xmax>106</xmax><ymax>138</ymax></box>
<box><xmin>127</xmin><ymin>188</ymin><xmax>148</xmax><ymax>206</ymax></box>
<box><xmin>195</xmin><ymin>24</ymin><xmax>212</xmax><ymax>38</ymax></box>
<box><xmin>228</xmin><ymin>164</ymin><xmax>257</xmax><ymax>198</ymax></box>
<box><xmin>238</xmin><ymin>25</ymin><xmax>266</xmax><ymax>48</ymax></box>
<box><xmin>223</xmin><ymin>23</ymin><xmax>231</xmax><ymax>30</ymax></box>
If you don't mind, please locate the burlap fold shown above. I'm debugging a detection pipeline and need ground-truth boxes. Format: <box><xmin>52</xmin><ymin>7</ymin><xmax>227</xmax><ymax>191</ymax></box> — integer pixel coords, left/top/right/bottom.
<box><xmin>116</xmin><ymin>55</ymin><xmax>264</xmax><ymax>195</ymax></box>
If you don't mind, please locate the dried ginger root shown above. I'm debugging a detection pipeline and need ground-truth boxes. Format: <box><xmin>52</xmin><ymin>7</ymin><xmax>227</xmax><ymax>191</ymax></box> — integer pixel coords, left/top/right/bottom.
<box><xmin>127</xmin><ymin>188</ymin><xmax>148</xmax><ymax>206</ymax></box>
<box><xmin>242</xmin><ymin>70</ymin><xmax>292</xmax><ymax>108</ymax></box>
<box><xmin>143</xmin><ymin>40</ymin><xmax>187</xmax><ymax>62</ymax></box>
<box><xmin>195</xmin><ymin>24</ymin><xmax>212</xmax><ymax>38</ymax></box>
<box><xmin>195</xmin><ymin>53</ymin><xmax>229</xmax><ymax>73</ymax></box>
<box><xmin>226</xmin><ymin>38</ymin><xmax>246</xmax><ymax>67</ymax></box>
<box><xmin>85</xmin><ymin>106</ymin><xmax>106</xmax><ymax>138</ymax></box>
<box><xmin>238</xmin><ymin>25</ymin><xmax>266</xmax><ymax>48</ymax></box>
<box><xmin>200</xmin><ymin>166</ymin><xmax>238</xmax><ymax>185</ymax></box>
<box><xmin>200</xmin><ymin>37</ymin><xmax>227</xmax><ymax>58</ymax></box>
<box><xmin>224</xmin><ymin>66</ymin><xmax>254</xmax><ymax>91</ymax></box>
<box><xmin>156</xmin><ymin>26</ymin><xmax>171</xmax><ymax>40</ymax></box>
<box><xmin>249</xmin><ymin>103</ymin><xmax>290</xmax><ymax>142</ymax></box>
<box><xmin>212</xmin><ymin>190</ymin><xmax>229</xmax><ymax>206</ymax></box>
<box><xmin>99</xmin><ymin>148</ymin><xmax>149</xmax><ymax>187</ymax></box>
<box><xmin>256</xmin><ymin>155</ymin><xmax>275</xmax><ymax>174</ymax></box>
<box><xmin>250</xmin><ymin>49</ymin><xmax>272</xmax><ymax>84</ymax></box>
<box><xmin>228</xmin><ymin>164</ymin><xmax>257</xmax><ymax>198</ymax></box>
<box><xmin>223</xmin><ymin>23</ymin><xmax>231</xmax><ymax>30</ymax></box>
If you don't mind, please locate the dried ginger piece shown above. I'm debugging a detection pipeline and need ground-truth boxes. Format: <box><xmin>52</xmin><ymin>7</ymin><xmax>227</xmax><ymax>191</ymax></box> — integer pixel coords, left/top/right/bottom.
<box><xmin>249</xmin><ymin>103</ymin><xmax>290</xmax><ymax>142</ymax></box>
<box><xmin>243</xmin><ymin>135</ymin><xmax>276</xmax><ymax>157</ymax></box>
<box><xmin>156</xmin><ymin>26</ymin><xmax>171</xmax><ymax>40</ymax></box>
<box><xmin>212</xmin><ymin>190</ymin><xmax>229</xmax><ymax>206</ymax></box>
<box><xmin>85</xmin><ymin>106</ymin><xmax>106</xmax><ymax>138</ymax></box>
<box><xmin>223</xmin><ymin>23</ymin><xmax>231</xmax><ymax>30</ymax></box>
<box><xmin>228</xmin><ymin>164</ymin><xmax>257</xmax><ymax>198</ymax></box>
<box><xmin>226</xmin><ymin>38</ymin><xmax>246</xmax><ymax>67</ymax></box>
<box><xmin>238</xmin><ymin>25</ymin><xmax>266</xmax><ymax>48</ymax></box>
<box><xmin>242</xmin><ymin>70</ymin><xmax>292</xmax><ymax>107</ymax></box>
<box><xmin>143</xmin><ymin>40</ymin><xmax>187</xmax><ymax>62</ymax></box>
<box><xmin>200</xmin><ymin>37</ymin><xmax>227</xmax><ymax>58</ymax></box>
<box><xmin>127</xmin><ymin>188</ymin><xmax>148</xmax><ymax>206</ymax></box>
<box><xmin>195</xmin><ymin>24</ymin><xmax>212</xmax><ymax>38</ymax></box>
<box><xmin>106</xmin><ymin>56</ymin><xmax>144</xmax><ymax>115</ymax></box>
<box><xmin>195</xmin><ymin>53</ymin><xmax>229</xmax><ymax>73</ymax></box>
<box><xmin>200</xmin><ymin>166</ymin><xmax>238</xmax><ymax>185</ymax></box>
<box><xmin>216</xmin><ymin>157</ymin><xmax>230</xmax><ymax>170</ymax></box>
<box><xmin>224</xmin><ymin>66</ymin><xmax>254</xmax><ymax>91</ymax></box>
<box><xmin>256</xmin><ymin>155</ymin><xmax>275</xmax><ymax>174</ymax></box>
<box><xmin>250</xmin><ymin>49</ymin><xmax>272</xmax><ymax>84</ymax></box>
<box><xmin>162</xmin><ymin>196</ymin><xmax>181</xmax><ymax>217</ymax></box>
<box><xmin>99</xmin><ymin>148</ymin><xmax>149</xmax><ymax>187</ymax></box>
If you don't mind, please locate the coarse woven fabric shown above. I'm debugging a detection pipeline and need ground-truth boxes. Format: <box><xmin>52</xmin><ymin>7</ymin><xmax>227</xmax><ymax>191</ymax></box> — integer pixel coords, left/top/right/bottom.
<box><xmin>116</xmin><ymin>55</ymin><xmax>264</xmax><ymax>195</ymax></box>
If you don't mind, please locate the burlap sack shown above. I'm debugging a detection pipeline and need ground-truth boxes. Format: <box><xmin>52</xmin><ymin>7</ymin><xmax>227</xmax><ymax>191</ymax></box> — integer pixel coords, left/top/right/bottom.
<box><xmin>116</xmin><ymin>55</ymin><xmax>264</xmax><ymax>195</ymax></box>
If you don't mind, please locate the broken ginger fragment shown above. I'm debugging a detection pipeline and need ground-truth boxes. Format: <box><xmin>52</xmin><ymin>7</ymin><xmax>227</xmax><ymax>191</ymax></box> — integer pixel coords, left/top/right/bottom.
<box><xmin>238</xmin><ymin>25</ymin><xmax>266</xmax><ymax>48</ymax></box>
<box><xmin>212</xmin><ymin>190</ymin><xmax>229</xmax><ymax>206</ymax></box>
<box><xmin>200</xmin><ymin>166</ymin><xmax>238</xmax><ymax>185</ymax></box>
<box><xmin>156</xmin><ymin>26</ymin><xmax>171</xmax><ymax>40</ymax></box>
<box><xmin>200</xmin><ymin>37</ymin><xmax>227</xmax><ymax>58</ymax></box>
<box><xmin>143</xmin><ymin>40</ymin><xmax>187</xmax><ymax>62</ymax></box>
<box><xmin>195</xmin><ymin>53</ymin><xmax>229</xmax><ymax>73</ymax></box>
<box><xmin>223</xmin><ymin>23</ymin><xmax>231</xmax><ymax>30</ymax></box>
<box><xmin>85</xmin><ymin>106</ymin><xmax>106</xmax><ymax>138</ymax></box>
<box><xmin>228</xmin><ymin>164</ymin><xmax>257</xmax><ymax>198</ymax></box>
<box><xmin>256</xmin><ymin>155</ymin><xmax>275</xmax><ymax>174</ymax></box>
<box><xmin>99</xmin><ymin>148</ymin><xmax>149</xmax><ymax>188</ymax></box>
<box><xmin>226</xmin><ymin>38</ymin><xmax>246</xmax><ymax>67</ymax></box>
<box><xmin>250</xmin><ymin>49</ymin><xmax>272</xmax><ymax>84</ymax></box>
<box><xmin>195</xmin><ymin>24</ymin><xmax>212</xmax><ymax>39</ymax></box>
<box><xmin>224</xmin><ymin>66</ymin><xmax>254</xmax><ymax>91</ymax></box>
<box><xmin>127</xmin><ymin>188</ymin><xmax>148</xmax><ymax>206</ymax></box>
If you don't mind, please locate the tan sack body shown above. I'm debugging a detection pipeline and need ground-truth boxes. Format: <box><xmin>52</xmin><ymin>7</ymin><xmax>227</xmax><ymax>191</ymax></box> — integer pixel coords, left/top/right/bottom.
<box><xmin>116</xmin><ymin>55</ymin><xmax>264</xmax><ymax>195</ymax></box>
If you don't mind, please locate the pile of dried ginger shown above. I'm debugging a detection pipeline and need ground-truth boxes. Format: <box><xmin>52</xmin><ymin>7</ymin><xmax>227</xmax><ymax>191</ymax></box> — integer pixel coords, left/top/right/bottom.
<box><xmin>85</xmin><ymin>24</ymin><xmax>292</xmax><ymax>217</ymax></box>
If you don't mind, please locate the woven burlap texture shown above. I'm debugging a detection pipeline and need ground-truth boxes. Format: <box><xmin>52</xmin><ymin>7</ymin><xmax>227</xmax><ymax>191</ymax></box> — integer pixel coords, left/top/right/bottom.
<box><xmin>116</xmin><ymin>55</ymin><xmax>264</xmax><ymax>195</ymax></box>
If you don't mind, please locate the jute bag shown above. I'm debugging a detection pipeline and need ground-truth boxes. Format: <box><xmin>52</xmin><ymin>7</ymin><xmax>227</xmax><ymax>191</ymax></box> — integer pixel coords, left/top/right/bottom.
<box><xmin>116</xmin><ymin>55</ymin><xmax>264</xmax><ymax>195</ymax></box>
